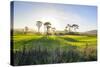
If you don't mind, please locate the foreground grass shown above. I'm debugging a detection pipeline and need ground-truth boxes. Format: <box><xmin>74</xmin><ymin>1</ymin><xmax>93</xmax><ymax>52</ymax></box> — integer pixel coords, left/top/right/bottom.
<box><xmin>12</xmin><ymin>34</ymin><xmax>97</xmax><ymax>66</ymax></box>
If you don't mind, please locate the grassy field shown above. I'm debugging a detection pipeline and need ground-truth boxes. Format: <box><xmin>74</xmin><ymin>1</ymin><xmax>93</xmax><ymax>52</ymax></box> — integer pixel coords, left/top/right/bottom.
<box><xmin>12</xmin><ymin>34</ymin><xmax>97</xmax><ymax>66</ymax></box>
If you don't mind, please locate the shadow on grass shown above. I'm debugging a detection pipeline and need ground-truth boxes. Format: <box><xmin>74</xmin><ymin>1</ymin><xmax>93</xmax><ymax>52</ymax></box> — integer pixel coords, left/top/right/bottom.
<box><xmin>59</xmin><ymin>37</ymin><xmax>79</xmax><ymax>42</ymax></box>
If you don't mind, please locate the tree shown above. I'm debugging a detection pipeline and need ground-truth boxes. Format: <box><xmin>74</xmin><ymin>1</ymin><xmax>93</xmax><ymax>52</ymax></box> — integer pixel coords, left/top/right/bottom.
<box><xmin>24</xmin><ymin>26</ymin><xmax>28</xmax><ymax>34</ymax></box>
<box><xmin>52</xmin><ymin>27</ymin><xmax>56</xmax><ymax>35</ymax></box>
<box><xmin>72</xmin><ymin>24</ymin><xmax>79</xmax><ymax>32</ymax></box>
<box><xmin>44</xmin><ymin>22</ymin><xmax>51</xmax><ymax>35</ymax></box>
<box><xmin>36</xmin><ymin>21</ymin><xmax>42</xmax><ymax>33</ymax></box>
<box><xmin>65</xmin><ymin>26</ymin><xmax>68</xmax><ymax>33</ymax></box>
<box><xmin>67</xmin><ymin>24</ymin><xmax>72</xmax><ymax>32</ymax></box>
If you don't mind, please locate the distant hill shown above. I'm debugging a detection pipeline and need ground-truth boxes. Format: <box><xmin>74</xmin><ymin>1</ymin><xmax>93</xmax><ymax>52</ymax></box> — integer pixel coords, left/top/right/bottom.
<box><xmin>83</xmin><ymin>30</ymin><xmax>97</xmax><ymax>34</ymax></box>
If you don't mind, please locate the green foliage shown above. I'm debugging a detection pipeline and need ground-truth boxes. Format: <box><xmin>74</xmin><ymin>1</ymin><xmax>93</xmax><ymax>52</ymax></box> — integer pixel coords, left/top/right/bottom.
<box><xmin>12</xmin><ymin>34</ymin><xmax>97</xmax><ymax>66</ymax></box>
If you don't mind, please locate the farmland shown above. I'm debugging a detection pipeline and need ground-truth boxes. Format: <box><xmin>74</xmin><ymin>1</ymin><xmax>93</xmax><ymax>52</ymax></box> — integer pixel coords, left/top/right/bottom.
<box><xmin>12</xmin><ymin>34</ymin><xmax>97</xmax><ymax>66</ymax></box>
<box><xmin>11</xmin><ymin>1</ymin><xmax>97</xmax><ymax>66</ymax></box>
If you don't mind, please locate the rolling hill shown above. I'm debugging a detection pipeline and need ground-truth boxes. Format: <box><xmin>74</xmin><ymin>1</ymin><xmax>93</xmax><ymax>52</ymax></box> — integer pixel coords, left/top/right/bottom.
<box><xmin>82</xmin><ymin>30</ymin><xmax>97</xmax><ymax>34</ymax></box>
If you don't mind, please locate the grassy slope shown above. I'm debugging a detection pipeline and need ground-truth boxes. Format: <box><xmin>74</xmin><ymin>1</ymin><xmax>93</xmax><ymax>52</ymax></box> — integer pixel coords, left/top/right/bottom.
<box><xmin>13</xmin><ymin>34</ymin><xmax>97</xmax><ymax>51</ymax></box>
<box><xmin>12</xmin><ymin>34</ymin><xmax>97</xmax><ymax>65</ymax></box>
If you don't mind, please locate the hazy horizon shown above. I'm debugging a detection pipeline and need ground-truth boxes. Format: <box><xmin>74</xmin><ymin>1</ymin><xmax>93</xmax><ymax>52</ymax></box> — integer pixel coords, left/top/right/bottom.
<box><xmin>13</xmin><ymin>1</ymin><xmax>97</xmax><ymax>32</ymax></box>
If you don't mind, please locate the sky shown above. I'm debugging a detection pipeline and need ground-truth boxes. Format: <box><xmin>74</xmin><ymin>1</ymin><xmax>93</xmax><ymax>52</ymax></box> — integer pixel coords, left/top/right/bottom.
<box><xmin>13</xmin><ymin>1</ymin><xmax>97</xmax><ymax>32</ymax></box>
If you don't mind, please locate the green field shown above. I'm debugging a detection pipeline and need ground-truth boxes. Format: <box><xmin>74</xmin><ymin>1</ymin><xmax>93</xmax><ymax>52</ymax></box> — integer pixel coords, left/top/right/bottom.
<box><xmin>12</xmin><ymin>34</ymin><xmax>97</xmax><ymax>66</ymax></box>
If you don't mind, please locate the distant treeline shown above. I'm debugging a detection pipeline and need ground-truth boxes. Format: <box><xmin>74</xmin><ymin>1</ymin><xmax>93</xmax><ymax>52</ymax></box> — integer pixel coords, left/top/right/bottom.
<box><xmin>12</xmin><ymin>29</ymin><xmax>97</xmax><ymax>37</ymax></box>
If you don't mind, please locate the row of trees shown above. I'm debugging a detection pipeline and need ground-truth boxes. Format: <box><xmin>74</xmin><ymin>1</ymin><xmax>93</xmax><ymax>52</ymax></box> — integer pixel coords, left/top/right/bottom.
<box><xmin>36</xmin><ymin>21</ymin><xmax>79</xmax><ymax>34</ymax></box>
<box><xmin>24</xmin><ymin>21</ymin><xmax>79</xmax><ymax>35</ymax></box>
<box><xmin>36</xmin><ymin>21</ymin><xmax>56</xmax><ymax>35</ymax></box>
<box><xmin>65</xmin><ymin>24</ymin><xmax>79</xmax><ymax>33</ymax></box>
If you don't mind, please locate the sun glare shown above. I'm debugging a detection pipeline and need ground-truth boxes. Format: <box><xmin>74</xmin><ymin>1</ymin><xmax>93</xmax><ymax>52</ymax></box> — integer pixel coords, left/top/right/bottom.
<box><xmin>35</xmin><ymin>10</ymin><xmax>62</xmax><ymax>31</ymax></box>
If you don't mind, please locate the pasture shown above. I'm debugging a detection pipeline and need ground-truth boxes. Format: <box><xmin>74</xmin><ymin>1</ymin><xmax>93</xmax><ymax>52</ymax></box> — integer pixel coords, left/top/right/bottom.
<box><xmin>12</xmin><ymin>34</ymin><xmax>97</xmax><ymax>66</ymax></box>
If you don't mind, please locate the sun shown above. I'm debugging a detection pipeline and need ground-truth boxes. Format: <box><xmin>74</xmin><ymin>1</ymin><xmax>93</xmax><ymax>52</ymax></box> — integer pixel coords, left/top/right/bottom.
<box><xmin>37</xmin><ymin>12</ymin><xmax>64</xmax><ymax>31</ymax></box>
